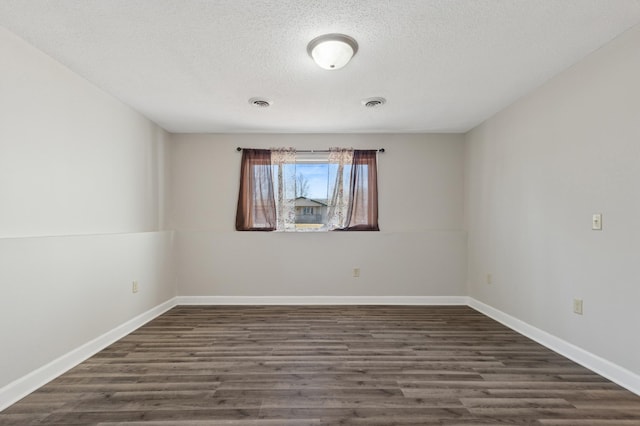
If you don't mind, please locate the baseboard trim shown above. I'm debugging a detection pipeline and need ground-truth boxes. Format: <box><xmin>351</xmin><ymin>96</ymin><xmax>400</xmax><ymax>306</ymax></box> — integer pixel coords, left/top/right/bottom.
<box><xmin>175</xmin><ymin>295</ymin><xmax>469</xmax><ymax>305</ymax></box>
<box><xmin>468</xmin><ymin>297</ymin><xmax>640</xmax><ymax>396</ymax></box>
<box><xmin>0</xmin><ymin>297</ymin><xmax>178</xmax><ymax>411</ymax></box>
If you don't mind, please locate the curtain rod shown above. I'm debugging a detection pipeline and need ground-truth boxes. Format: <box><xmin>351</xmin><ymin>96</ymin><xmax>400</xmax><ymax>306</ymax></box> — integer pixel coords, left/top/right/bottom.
<box><xmin>236</xmin><ymin>147</ymin><xmax>385</xmax><ymax>153</ymax></box>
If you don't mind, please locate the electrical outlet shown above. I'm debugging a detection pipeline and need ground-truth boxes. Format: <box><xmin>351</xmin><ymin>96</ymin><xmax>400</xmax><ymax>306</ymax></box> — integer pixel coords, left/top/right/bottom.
<box><xmin>592</xmin><ymin>213</ymin><xmax>602</xmax><ymax>230</ymax></box>
<box><xmin>486</xmin><ymin>273</ymin><xmax>492</xmax><ymax>285</ymax></box>
<box><xmin>573</xmin><ymin>298</ymin><xmax>583</xmax><ymax>315</ymax></box>
<box><xmin>353</xmin><ymin>268</ymin><xmax>360</xmax><ymax>278</ymax></box>
<box><xmin>132</xmin><ymin>280</ymin><xmax>139</xmax><ymax>293</ymax></box>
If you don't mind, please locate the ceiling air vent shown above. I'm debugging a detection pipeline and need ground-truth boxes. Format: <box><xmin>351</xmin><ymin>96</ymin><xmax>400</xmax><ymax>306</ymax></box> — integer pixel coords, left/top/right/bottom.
<box><xmin>249</xmin><ymin>97</ymin><xmax>272</xmax><ymax>108</ymax></box>
<box><xmin>362</xmin><ymin>97</ymin><xmax>386</xmax><ymax>108</ymax></box>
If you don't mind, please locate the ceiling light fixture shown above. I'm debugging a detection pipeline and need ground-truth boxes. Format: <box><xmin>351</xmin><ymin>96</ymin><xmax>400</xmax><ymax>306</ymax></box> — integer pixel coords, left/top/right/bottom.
<box><xmin>307</xmin><ymin>33</ymin><xmax>358</xmax><ymax>70</ymax></box>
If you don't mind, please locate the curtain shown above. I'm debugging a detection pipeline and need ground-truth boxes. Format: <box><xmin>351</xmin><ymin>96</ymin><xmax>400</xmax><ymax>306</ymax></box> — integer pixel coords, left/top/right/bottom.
<box><xmin>343</xmin><ymin>150</ymin><xmax>379</xmax><ymax>231</ymax></box>
<box><xmin>236</xmin><ymin>148</ymin><xmax>379</xmax><ymax>232</ymax></box>
<box><xmin>326</xmin><ymin>148</ymin><xmax>353</xmax><ymax>230</ymax></box>
<box><xmin>235</xmin><ymin>149</ymin><xmax>277</xmax><ymax>231</ymax></box>
<box><xmin>271</xmin><ymin>148</ymin><xmax>297</xmax><ymax>231</ymax></box>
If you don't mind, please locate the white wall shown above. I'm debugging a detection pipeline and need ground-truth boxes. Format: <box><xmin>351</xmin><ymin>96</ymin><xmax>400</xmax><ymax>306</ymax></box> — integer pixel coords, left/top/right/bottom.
<box><xmin>0</xmin><ymin>30</ymin><xmax>167</xmax><ymax>238</ymax></box>
<box><xmin>0</xmin><ymin>233</ymin><xmax>174</xmax><ymax>387</ymax></box>
<box><xmin>170</xmin><ymin>133</ymin><xmax>467</xmax><ymax>297</ymax></box>
<box><xmin>0</xmin><ymin>27</ymin><xmax>175</xmax><ymax>391</ymax></box>
<box><xmin>465</xmin><ymin>24</ymin><xmax>640</xmax><ymax>375</ymax></box>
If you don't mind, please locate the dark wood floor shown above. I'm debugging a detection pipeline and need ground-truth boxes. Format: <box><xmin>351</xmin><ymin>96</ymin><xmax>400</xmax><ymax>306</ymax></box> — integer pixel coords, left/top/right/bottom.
<box><xmin>2</xmin><ymin>306</ymin><xmax>639</xmax><ymax>425</ymax></box>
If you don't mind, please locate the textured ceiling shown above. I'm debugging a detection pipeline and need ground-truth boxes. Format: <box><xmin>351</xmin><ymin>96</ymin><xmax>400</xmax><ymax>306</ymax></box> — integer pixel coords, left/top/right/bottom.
<box><xmin>1</xmin><ymin>0</ymin><xmax>640</xmax><ymax>133</ymax></box>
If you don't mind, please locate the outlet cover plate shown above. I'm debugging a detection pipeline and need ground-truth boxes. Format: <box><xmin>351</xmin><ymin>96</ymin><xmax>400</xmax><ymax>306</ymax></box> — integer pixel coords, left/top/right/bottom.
<box><xmin>592</xmin><ymin>213</ymin><xmax>602</xmax><ymax>230</ymax></box>
<box><xmin>573</xmin><ymin>298</ymin><xmax>583</xmax><ymax>315</ymax></box>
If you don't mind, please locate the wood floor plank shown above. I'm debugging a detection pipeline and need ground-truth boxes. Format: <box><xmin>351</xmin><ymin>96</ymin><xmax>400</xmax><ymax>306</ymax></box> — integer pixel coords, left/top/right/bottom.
<box><xmin>1</xmin><ymin>305</ymin><xmax>639</xmax><ymax>425</ymax></box>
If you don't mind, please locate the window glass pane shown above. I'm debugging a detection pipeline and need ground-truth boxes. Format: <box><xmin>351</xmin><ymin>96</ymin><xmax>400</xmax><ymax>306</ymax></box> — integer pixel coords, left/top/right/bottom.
<box><xmin>294</xmin><ymin>161</ymin><xmax>329</xmax><ymax>231</ymax></box>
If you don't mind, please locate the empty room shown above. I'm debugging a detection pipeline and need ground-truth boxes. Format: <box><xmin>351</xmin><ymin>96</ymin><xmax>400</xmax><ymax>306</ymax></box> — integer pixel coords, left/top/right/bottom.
<box><xmin>1</xmin><ymin>0</ymin><xmax>640</xmax><ymax>424</ymax></box>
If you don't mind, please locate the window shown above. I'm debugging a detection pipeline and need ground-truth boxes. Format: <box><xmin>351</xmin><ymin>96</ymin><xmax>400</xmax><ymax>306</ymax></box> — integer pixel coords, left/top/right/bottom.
<box><xmin>236</xmin><ymin>148</ymin><xmax>379</xmax><ymax>232</ymax></box>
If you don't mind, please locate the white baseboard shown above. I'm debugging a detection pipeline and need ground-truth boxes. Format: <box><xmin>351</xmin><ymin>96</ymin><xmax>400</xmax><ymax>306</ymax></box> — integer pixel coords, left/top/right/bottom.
<box><xmin>0</xmin><ymin>297</ymin><xmax>178</xmax><ymax>411</ymax></box>
<box><xmin>175</xmin><ymin>295</ymin><xmax>469</xmax><ymax>305</ymax></box>
<box><xmin>468</xmin><ymin>297</ymin><xmax>640</xmax><ymax>396</ymax></box>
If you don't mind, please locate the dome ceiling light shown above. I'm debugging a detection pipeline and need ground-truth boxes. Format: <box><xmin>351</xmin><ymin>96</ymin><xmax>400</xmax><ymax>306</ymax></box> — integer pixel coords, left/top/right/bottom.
<box><xmin>307</xmin><ymin>34</ymin><xmax>358</xmax><ymax>70</ymax></box>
